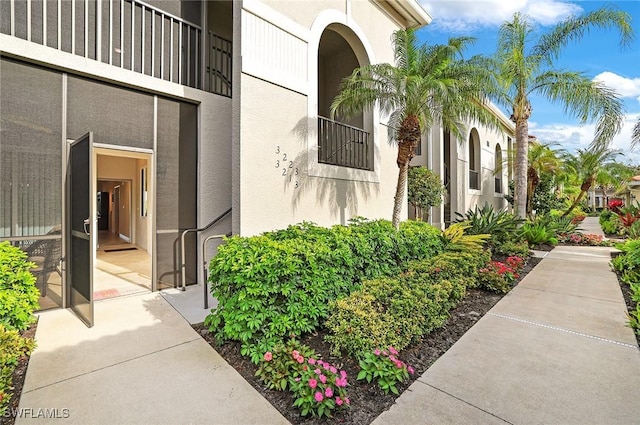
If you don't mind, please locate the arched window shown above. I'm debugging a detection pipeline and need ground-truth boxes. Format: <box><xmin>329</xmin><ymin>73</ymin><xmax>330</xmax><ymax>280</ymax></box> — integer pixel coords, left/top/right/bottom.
<box><xmin>468</xmin><ymin>129</ymin><xmax>480</xmax><ymax>190</ymax></box>
<box><xmin>495</xmin><ymin>144</ymin><xmax>503</xmax><ymax>193</ymax></box>
<box><xmin>317</xmin><ymin>25</ymin><xmax>373</xmax><ymax>170</ymax></box>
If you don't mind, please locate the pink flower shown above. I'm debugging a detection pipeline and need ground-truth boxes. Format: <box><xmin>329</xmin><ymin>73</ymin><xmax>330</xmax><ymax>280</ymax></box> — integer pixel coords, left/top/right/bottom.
<box><xmin>292</xmin><ymin>350</ymin><xmax>300</xmax><ymax>358</ymax></box>
<box><xmin>325</xmin><ymin>387</ymin><xmax>334</xmax><ymax>398</ymax></box>
<box><xmin>389</xmin><ymin>355</ymin><xmax>396</xmax><ymax>362</ymax></box>
<box><xmin>314</xmin><ymin>368</ymin><xmax>321</xmax><ymax>375</ymax></box>
<box><xmin>335</xmin><ymin>377</ymin><xmax>347</xmax><ymax>387</ymax></box>
<box><xmin>395</xmin><ymin>361</ymin><xmax>403</xmax><ymax>369</ymax></box>
<box><xmin>389</xmin><ymin>346</ymin><xmax>399</xmax><ymax>355</ymax></box>
<box><xmin>408</xmin><ymin>366</ymin><xmax>415</xmax><ymax>374</ymax></box>
<box><xmin>319</xmin><ymin>374</ymin><xmax>327</xmax><ymax>384</ymax></box>
<box><xmin>382</xmin><ymin>350</ymin><xmax>388</xmax><ymax>356</ymax></box>
<box><xmin>329</xmin><ymin>366</ymin><xmax>337</xmax><ymax>374</ymax></box>
<box><xmin>308</xmin><ymin>358</ymin><xmax>316</xmax><ymax>365</ymax></box>
<box><xmin>263</xmin><ymin>352</ymin><xmax>272</xmax><ymax>362</ymax></box>
<box><xmin>340</xmin><ymin>370</ymin><xmax>347</xmax><ymax>379</ymax></box>
<box><xmin>317</xmin><ymin>360</ymin><xmax>324</xmax><ymax>366</ymax></box>
<box><xmin>295</xmin><ymin>377</ymin><xmax>301</xmax><ymax>382</ymax></box>
<box><xmin>373</xmin><ymin>349</ymin><xmax>381</xmax><ymax>356</ymax></box>
<box><xmin>335</xmin><ymin>397</ymin><xmax>343</xmax><ymax>406</ymax></box>
<box><xmin>297</xmin><ymin>356</ymin><xmax>304</xmax><ymax>364</ymax></box>
<box><xmin>314</xmin><ymin>392</ymin><xmax>324</xmax><ymax>402</ymax></box>
<box><xmin>323</xmin><ymin>363</ymin><xmax>330</xmax><ymax>371</ymax></box>
<box><xmin>308</xmin><ymin>379</ymin><xmax>317</xmax><ymax>389</ymax></box>
<box><xmin>345</xmin><ymin>398</ymin><xmax>350</xmax><ymax>405</ymax></box>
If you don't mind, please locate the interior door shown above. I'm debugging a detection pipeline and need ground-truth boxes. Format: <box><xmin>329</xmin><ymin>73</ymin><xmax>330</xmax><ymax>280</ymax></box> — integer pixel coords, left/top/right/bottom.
<box><xmin>67</xmin><ymin>132</ymin><xmax>95</xmax><ymax>327</ymax></box>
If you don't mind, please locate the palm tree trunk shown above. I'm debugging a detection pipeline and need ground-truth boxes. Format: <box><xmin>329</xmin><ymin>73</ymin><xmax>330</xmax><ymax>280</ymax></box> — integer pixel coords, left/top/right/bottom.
<box><xmin>392</xmin><ymin>165</ymin><xmax>409</xmax><ymax>228</ymax></box>
<box><xmin>562</xmin><ymin>189</ymin><xmax>588</xmax><ymax>218</ymax></box>
<box><xmin>392</xmin><ymin>115</ymin><xmax>421</xmax><ymax>229</ymax></box>
<box><xmin>514</xmin><ymin>118</ymin><xmax>529</xmax><ymax>219</ymax></box>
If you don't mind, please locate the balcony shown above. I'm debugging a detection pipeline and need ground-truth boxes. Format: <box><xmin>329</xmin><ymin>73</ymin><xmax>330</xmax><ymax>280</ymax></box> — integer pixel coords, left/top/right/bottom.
<box><xmin>318</xmin><ymin>116</ymin><xmax>372</xmax><ymax>171</ymax></box>
<box><xmin>469</xmin><ymin>169</ymin><xmax>479</xmax><ymax>190</ymax></box>
<box><xmin>1</xmin><ymin>0</ymin><xmax>231</xmax><ymax>96</ymax></box>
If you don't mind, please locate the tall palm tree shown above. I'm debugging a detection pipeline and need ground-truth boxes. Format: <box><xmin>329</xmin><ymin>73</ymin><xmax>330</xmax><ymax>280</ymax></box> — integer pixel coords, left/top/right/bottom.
<box><xmin>331</xmin><ymin>29</ymin><xmax>502</xmax><ymax>229</ymax></box>
<box><xmin>562</xmin><ymin>146</ymin><xmax>621</xmax><ymax>217</ymax></box>
<box><xmin>632</xmin><ymin>118</ymin><xmax>640</xmax><ymax>148</ymax></box>
<box><xmin>526</xmin><ymin>141</ymin><xmax>563</xmax><ymax>216</ymax></box>
<box><xmin>494</xmin><ymin>8</ymin><xmax>633</xmax><ymax>219</ymax></box>
<box><xmin>594</xmin><ymin>162</ymin><xmax>635</xmax><ymax>208</ymax></box>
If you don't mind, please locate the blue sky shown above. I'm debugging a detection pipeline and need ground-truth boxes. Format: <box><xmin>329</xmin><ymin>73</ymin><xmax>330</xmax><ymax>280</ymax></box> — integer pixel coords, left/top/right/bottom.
<box><xmin>417</xmin><ymin>0</ymin><xmax>640</xmax><ymax>163</ymax></box>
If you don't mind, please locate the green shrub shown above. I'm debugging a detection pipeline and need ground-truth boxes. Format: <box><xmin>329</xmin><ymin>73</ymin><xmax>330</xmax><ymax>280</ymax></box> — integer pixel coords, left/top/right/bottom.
<box><xmin>601</xmin><ymin>216</ymin><xmax>621</xmax><ymax>235</ymax></box>
<box><xmin>205</xmin><ymin>219</ymin><xmax>444</xmax><ymax>363</ymax></box>
<box><xmin>440</xmin><ymin>223</ymin><xmax>490</xmax><ymax>252</ymax></box>
<box><xmin>627</xmin><ymin>283</ymin><xmax>640</xmax><ymax>335</ymax></box>
<box><xmin>491</xmin><ymin>240</ymin><xmax>531</xmax><ymax>258</ymax></box>
<box><xmin>357</xmin><ymin>347</ymin><xmax>414</xmax><ymax>395</ymax></box>
<box><xmin>325</xmin><ymin>250</ymin><xmax>488</xmax><ymax>358</ymax></box>
<box><xmin>628</xmin><ymin>221</ymin><xmax>640</xmax><ymax>240</ymax></box>
<box><xmin>455</xmin><ymin>203</ymin><xmax>523</xmax><ymax>244</ymax></box>
<box><xmin>0</xmin><ymin>242</ymin><xmax>40</xmax><ymax>331</ymax></box>
<box><xmin>518</xmin><ymin>222</ymin><xmax>558</xmax><ymax>247</ymax></box>
<box><xmin>0</xmin><ymin>324</ymin><xmax>36</xmax><ymax>417</ymax></box>
<box><xmin>599</xmin><ymin>209</ymin><xmax>614</xmax><ymax>225</ymax></box>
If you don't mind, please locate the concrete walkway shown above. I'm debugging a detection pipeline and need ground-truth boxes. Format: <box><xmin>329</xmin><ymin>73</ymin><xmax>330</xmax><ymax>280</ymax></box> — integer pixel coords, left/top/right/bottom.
<box><xmin>16</xmin><ymin>290</ymin><xmax>288</xmax><ymax>425</ymax></box>
<box><xmin>375</xmin><ymin>244</ymin><xmax>640</xmax><ymax>425</ymax></box>
<box><xmin>579</xmin><ymin>216</ymin><xmax>606</xmax><ymax>237</ymax></box>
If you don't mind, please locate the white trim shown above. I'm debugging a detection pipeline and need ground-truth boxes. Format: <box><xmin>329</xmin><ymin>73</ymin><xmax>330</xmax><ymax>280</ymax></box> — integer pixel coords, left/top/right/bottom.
<box><xmin>94</xmin><ymin>143</ymin><xmax>153</xmax><ymax>156</ymax></box>
<box><xmin>0</xmin><ymin>34</ymin><xmax>208</xmax><ymax>103</ymax></box>
<box><xmin>306</xmin><ymin>10</ymin><xmax>380</xmax><ymax>183</ymax></box>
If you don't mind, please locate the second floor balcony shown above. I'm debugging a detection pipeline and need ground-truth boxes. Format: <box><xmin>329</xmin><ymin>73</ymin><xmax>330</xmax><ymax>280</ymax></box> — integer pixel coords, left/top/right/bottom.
<box><xmin>1</xmin><ymin>0</ymin><xmax>231</xmax><ymax>97</ymax></box>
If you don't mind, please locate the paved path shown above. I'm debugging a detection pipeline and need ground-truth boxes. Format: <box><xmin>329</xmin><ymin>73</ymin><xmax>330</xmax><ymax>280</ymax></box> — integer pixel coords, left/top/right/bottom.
<box><xmin>579</xmin><ymin>216</ymin><xmax>606</xmax><ymax>237</ymax></box>
<box><xmin>374</xmin><ymin>244</ymin><xmax>640</xmax><ymax>425</ymax></box>
<box><xmin>16</xmin><ymin>292</ymin><xmax>288</xmax><ymax>425</ymax></box>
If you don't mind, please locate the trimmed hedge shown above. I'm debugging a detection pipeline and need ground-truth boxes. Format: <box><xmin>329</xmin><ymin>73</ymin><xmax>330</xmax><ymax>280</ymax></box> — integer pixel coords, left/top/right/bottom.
<box><xmin>0</xmin><ymin>242</ymin><xmax>39</xmax><ymax>331</ymax></box>
<box><xmin>205</xmin><ymin>219</ymin><xmax>444</xmax><ymax>363</ymax></box>
<box><xmin>325</xmin><ymin>250</ymin><xmax>490</xmax><ymax>359</ymax></box>
<box><xmin>0</xmin><ymin>242</ymin><xmax>39</xmax><ymax>416</ymax></box>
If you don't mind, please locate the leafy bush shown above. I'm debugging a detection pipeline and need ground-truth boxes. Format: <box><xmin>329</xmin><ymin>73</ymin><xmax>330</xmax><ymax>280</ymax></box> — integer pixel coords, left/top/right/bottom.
<box><xmin>599</xmin><ymin>209</ymin><xmax>614</xmax><ymax>225</ymax></box>
<box><xmin>440</xmin><ymin>223</ymin><xmax>490</xmax><ymax>252</ymax></box>
<box><xmin>455</xmin><ymin>203</ymin><xmax>523</xmax><ymax>244</ymax></box>
<box><xmin>478</xmin><ymin>256</ymin><xmax>525</xmax><ymax>293</ymax></box>
<box><xmin>601</xmin><ymin>215</ymin><xmax>621</xmax><ymax>235</ymax></box>
<box><xmin>357</xmin><ymin>347</ymin><xmax>414</xmax><ymax>395</ymax></box>
<box><xmin>491</xmin><ymin>240</ymin><xmax>531</xmax><ymax>258</ymax></box>
<box><xmin>627</xmin><ymin>283</ymin><xmax>640</xmax><ymax>335</ymax></box>
<box><xmin>0</xmin><ymin>324</ymin><xmax>35</xmax><ymax>417</ymax></box>
<box><xmin>610</xmin><ymin>240</ymin><xmax>640</xmax><ymax>335</ymax></box>
<box><xmin>256</xmin><ymin>340</ymin><xmax>350</xmax><ymax>418</ymax></box>
<box><xmin>628</xmin><ymin>221</ymin><xmax>640</xmax><ymax>240</ymax></box>
<box><xmin>407</xmin><ymin>167</ymin><xmax>445</xmax><ymax>219</ymax></box>
<box><xmin>205</xmin><ymin>219</ymin><xmax>444</xmax><ymax>363</ymax></box>
<box><xmin>0</xmin><ymin>243</ymin><xmax>40</xmax><ymax>331</ymax></box>
<box><xmin>518</xmin><ymin>222</ymin><xmax>558</xmax><ymax>247</ymax></box>
<box><xmin>325</xmin><ymin>250</ymin><xmax>489</xmax><ymax>358</ymax></box>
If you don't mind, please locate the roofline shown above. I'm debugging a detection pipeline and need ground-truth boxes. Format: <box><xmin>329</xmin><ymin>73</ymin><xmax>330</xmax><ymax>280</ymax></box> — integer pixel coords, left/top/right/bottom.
<box><xmin>375</xmin><ymin>0</ymin><xmax>432</xmax><ymax>29</ymax></box>
<box><xmin>485</xmin><ymin>101</ymin><xmax>515</xmax><ymax>134</ymax></box>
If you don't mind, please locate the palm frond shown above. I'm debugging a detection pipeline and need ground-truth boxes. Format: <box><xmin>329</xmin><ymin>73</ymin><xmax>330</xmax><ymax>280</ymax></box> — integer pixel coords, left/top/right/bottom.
<box><xmin>633</xmin><ymin>118</ymin><xmax>640</xmax><ymax>149</ymax></box>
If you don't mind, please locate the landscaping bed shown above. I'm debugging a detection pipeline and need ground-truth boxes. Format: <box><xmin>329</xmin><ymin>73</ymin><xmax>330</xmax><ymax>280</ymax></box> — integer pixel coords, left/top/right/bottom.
<box><xmin>1</xmin><ymin>321</ymin><xmax>37</xmax><ymax>425</ymax></box>
<box><xmin>195</xmin><ymin>257</ymin><xmax>541</xmax><ymax>425</ymax></box>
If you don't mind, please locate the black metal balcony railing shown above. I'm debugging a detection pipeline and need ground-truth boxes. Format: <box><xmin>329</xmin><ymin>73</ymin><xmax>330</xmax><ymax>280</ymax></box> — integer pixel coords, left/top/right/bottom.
<box><xmin>2</xmin><ymin>0</ymin><xmax>231</xmax><ymax>96</ymax></box>
<box><xmin>469</xmin><ymin>169</ymin><xmax>479</xmax><ymax>190</ymax></box>
<box><xmin>318</xmin><ymin>117</ymin><xmax>372</xmax><ymax>171</ymax></box>
<box><xmin>494</xmin><ymin>177</ymin><xmax>502</xmax><ymax>194</ymax></box>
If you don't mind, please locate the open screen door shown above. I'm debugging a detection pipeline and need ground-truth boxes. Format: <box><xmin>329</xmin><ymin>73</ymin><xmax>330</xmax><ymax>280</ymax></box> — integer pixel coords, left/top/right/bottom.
<box><xmin>67</xmin><ymin>132</ymin><xmax>95</xmax><ymax>327</ymax></box>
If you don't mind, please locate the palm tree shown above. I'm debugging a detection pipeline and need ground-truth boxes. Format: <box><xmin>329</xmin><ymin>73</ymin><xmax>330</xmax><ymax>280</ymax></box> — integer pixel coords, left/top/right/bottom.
<box><xmin>526</xmin><ymin>141</ymin><xmax>563</xmax><ymax>216</ymax></box>
<box><xmin>594</xmin><ymin>162</ymin><xmax>635</xmax><ymax>208</ymax></box>
<box><xmin>632</xmin><ymin>118</ymin><xmax>640</xmax><ymax>148</ymax></box>
<box><xmin>494</xmin><ymin>8</ymin><xmax>633</xmax><ymax>219</ymax></box>
<box><xmin>331</xmin><ymin>30</ymin><xmax>502</xmax><ymax>229</ymax></box>
<box><xmin>562</xmin><ymin>146</ymin><xmax>621</xmax><ymax>217</ymax></box>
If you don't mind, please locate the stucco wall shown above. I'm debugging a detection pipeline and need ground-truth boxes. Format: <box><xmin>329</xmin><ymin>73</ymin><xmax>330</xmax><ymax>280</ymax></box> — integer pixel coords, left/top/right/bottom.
<box><xmin>236</xmin><ymin>0</ymin><xmax>408</xmax><ymax>236</ymax></box>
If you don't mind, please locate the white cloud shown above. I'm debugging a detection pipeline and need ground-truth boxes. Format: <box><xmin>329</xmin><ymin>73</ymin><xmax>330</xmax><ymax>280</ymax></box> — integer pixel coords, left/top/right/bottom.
<box><xmin>593</xmin><ymin>72</ymin><xmax>640</xmax><ymax>102</ymax></box>
<box><xmin>421</xmin><ymin>0</ymin><xmax>583</xmax><ymax>31</ymax></box>
<box><xmin>530</xmin><ymin>113</ymin><xmax>640</xmax><ymax>164</ymax></box>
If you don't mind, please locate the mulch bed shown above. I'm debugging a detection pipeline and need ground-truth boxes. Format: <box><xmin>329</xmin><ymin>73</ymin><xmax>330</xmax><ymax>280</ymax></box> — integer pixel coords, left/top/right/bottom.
<box><xmin>2</xmin><ymin>319</ymin><xmax>38</xmax><ymax>425</ymax></box>
<box><xmin>193</xmin><ymin>256</ymin><xmax>542</xmax><ymax>425</ymax></box>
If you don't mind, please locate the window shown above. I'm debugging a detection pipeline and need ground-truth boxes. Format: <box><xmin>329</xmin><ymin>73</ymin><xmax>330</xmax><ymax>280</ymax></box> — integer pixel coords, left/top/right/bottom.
<box><xmin>468</xmin><ymin>129</ymin><xmax>480</xmax><ymax>190</ymax></box>
<box><xmin>495</xmin><ymin>144</ymin><xmax>503</xmax><ymax>194</ymax></box>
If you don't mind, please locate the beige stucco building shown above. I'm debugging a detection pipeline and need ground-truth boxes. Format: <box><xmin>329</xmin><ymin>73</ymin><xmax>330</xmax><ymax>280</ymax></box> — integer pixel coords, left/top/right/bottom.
<box><xmin>0</xmin><ymin>0</ymin><xmax>511</xmax><ymax>325</ymax></box>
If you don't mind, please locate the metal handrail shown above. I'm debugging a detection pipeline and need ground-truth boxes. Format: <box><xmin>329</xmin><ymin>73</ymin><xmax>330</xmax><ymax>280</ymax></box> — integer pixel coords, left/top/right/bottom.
<box><xmin>202</xmin><ymin>232</ymin><xmax>231</xmax><ymax>309</ymax></box>
<box><xmin>180</xmin><ymin>208</ymin><xmax>231</xmax><ymax>290</ymax></box>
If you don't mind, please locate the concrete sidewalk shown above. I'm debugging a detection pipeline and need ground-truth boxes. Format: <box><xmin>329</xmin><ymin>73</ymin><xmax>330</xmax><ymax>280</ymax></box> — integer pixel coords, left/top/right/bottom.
<box><xmin>15</xmin><ymin>291</ymin><xmax>288</xmax><ymax>425</ymax></box>
<box><xmin>374</xmin><ymin>244</ymin><xmax>640</xmax><ymax>425</ymax></box>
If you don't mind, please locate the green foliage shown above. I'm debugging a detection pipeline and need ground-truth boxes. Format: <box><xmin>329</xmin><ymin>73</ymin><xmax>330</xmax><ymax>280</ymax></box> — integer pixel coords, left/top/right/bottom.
<box><xmin>518</xmin><ymin>222</ymin><xmax>558</xmax><ymax>247</ymax></box>
<box><xmin>478</xmin><ymin>256</ymin><xmax>525</xmax><ymax>293</ymax></box>
<box><xmin>628</xmin><ymin>220</ymin><xmax>640</xmax><ymax>240</ymax></box>
<box><xmin>254</xmin><ymin>339</ymin><xmax>316</xmax><ymax>391</ymax></box>
<box><xmin>0</xmin><ymin>242</ymin><xmax>40</xmax><ymax>332</ymax></box>
<box><xmin>407</xmin><ymin>167</ymin><xmax>445</xmax><ymax>217</ymax></box>
<box><xmin>205</xmin><ymin>219</ymin><xmax>444</xmax><ymax>363</ymax></box>
<box><xmin>491</xmin><ymin>240</ymin><xmax>531</xmax><ymax>258</ymax></box>
<box><xmin>0</xmin><ymin>324</ymin><xmax>35</xmax><ymax>416</ymax></box>
<box><xmin>611</xmin><ymin>240</ymin><xmax>640</xmax><ymax>335</ymax></box>
<box><xmin>357</xmin><ymin>347</ymin><xmax>413</xmax><ymax>395</ymax></box>
<box><xmin>440</xmin><ymin>223</ymin><xmax>490</xmax><ymax>252</ymax></box>
<box><xmin>601</xmin><ymin>215</ymin><xmax>622</xmax><ymax>235</ymax></box>
<box><xmin>627</xmin><ymin>283</ymin><xmax>640</xmax><ymax>335</ymax></box>
<box><xmin>256</xmin><ymin>340</ymin><xmax>350</xmax><ymax>418</ymax></box>
<box><xmin>325</xmin><ymin>250</ymin><xmax>489</xmax><ymax>358</ymax></box>
<box><xmin>455</xmin><ymin>203</ymin><xmax>524</xmax><ymax>245</ymax></box>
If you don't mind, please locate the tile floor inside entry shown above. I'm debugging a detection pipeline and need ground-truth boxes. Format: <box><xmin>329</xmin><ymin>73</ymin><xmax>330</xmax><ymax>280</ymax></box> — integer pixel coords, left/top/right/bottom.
<box><xmin>36</xmin><ymin>231</ymin><xmax>152</xmax><ymax>310</ymax></box>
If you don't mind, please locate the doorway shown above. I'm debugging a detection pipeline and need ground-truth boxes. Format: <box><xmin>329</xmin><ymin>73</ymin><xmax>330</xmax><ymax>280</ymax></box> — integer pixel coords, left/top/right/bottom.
<box><xmin>94</xmin><ymin>148</ymin><xmax>153</xmax><ymax>301</ymax></box>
